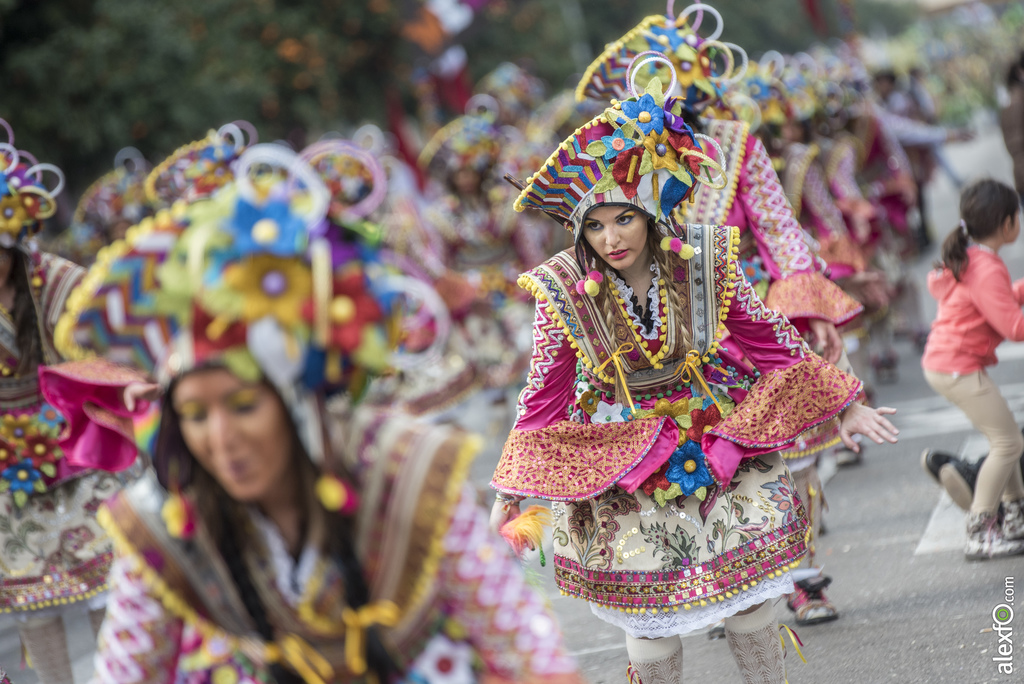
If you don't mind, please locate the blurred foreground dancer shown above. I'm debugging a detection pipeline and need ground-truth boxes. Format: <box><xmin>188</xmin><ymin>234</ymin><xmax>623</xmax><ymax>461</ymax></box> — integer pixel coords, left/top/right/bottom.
<box><xmin>490</xmin><ymin>59</ymin><xmax>899</xmax><ymax>684</ymax></box>
<box><xmin>54</xmin><ymin>142</ymin><xmax>583</xmax><ymax>683</ymax></box>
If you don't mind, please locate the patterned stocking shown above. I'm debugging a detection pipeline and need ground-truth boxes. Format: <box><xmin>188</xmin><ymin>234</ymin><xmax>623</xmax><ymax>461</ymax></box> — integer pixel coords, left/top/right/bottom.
<box><xmin>19</xmin><ymin>615</ymin><xmax>74</xmax><ymax>684</ymax></box>
<box><xmin>724</xmin><ymin>602</ymin><xmax>786</xmax><ymax>684</ymax></box>
<box><xmin>625</xmin><ymin>634</ymin><xmax>683</xmax><ymax>684</ymax></box>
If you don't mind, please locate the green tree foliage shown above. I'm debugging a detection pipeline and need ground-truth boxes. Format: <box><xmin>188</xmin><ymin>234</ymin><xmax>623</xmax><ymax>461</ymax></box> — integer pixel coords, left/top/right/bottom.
<box><xmin>461</xmin><ymin>0</ymin><xmax>919</xmax><ymax>87</ymax></box>
<box><xmin>0</xmin><ymin>0</ymin><xmax>402</xmax><ymax>191</ymax></box>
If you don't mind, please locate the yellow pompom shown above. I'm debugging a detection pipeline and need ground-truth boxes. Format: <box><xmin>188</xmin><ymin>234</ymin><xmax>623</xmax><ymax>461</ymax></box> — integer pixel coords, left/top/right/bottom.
<box><xmin>584</xmin><ymin>279</ymin><xmax>600</xmax><ymax>297</ymax></box>
<box><xmin>316</xmin><ymin>475</ymin><xmax>349</xmax><ymax>511</ymax></box>
<box><xmin>679</xmin><ymin>244</ymin><xmax>696</xmax><ymax>260</ymax></box>
<box><xmin>660</xmin><ymin>236</ymin><xmax>673</xmax><ymax>251</ymax></box>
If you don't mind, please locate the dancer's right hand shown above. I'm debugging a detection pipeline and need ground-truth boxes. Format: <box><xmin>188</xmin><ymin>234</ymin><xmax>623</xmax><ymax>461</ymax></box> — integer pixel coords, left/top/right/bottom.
<box><xmin>490</xmin><ymin>499</ymin><xmax>530</xmax><ymax>546</ymax></box>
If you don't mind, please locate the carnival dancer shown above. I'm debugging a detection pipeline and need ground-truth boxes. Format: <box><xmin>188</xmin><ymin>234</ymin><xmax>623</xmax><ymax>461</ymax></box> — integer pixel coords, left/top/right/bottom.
<box><xmin>0</xmin><ymin>120</ymin><xmax>140</xmax><ymax>683</ymax></box>
<box><xmin>476</xmin><ymin>62</ymin><xmax>547</xmax><ymax>129</ymax></box>
<box><xmin>922</xmin><ymin>179</ymin><xmax>1024</xmax><ymax>560</ymax></box>
<box><xmin>52</xmin><ymin>147</ymin><xmax>152</xmax><ymax>267</ymax></box>
<box><xmin>575</xmin><ymin>3</ymin><xmax>862</xmax><ymax>369</ymax></box>
<box><xmin>489</xmin><ymin>70</ymin><xmax>899</xmax><ymax>684</ymax></box>
<box><xmin>420</xmin><ymin>112</ymin><xmax>542</xmax><ymax>394</ymax></box>
<box><xmin>54</xmin><ymin>141</ymin><xmax>585</xmax><ymax>684</ymax></box>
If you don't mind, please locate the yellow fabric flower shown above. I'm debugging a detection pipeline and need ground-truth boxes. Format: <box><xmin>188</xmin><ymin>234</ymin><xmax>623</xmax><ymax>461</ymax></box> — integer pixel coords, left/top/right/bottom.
<box><xmin>223</xmin><ymin>255</ymin><xmax>312</xmax><ymax>329</ymax></box>
<box><xmin>643</xmin><ymin>130</ymin><xmax>680</xmax><ymax>172</ymax></box>
<box><xmin>0</xmin><ymin>414</ymin><xmax>37</xmax><ymax>448</ymax></box>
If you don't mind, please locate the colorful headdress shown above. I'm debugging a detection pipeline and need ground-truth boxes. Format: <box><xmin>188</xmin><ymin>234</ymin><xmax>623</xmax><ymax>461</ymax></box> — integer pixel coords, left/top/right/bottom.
<box><xmin>575</xmin><ymin>2</ymin><xmax>748</xmax><ymax>113</ymax></box>
<box><xmin>144</xmin><ymin>121</ymin><xmax>257</xmax><ymax>207</ymax></box>
<box><xmin>749</xmin><ymin>52</ymin><xmax>820</xmax><ymax>128</ymax></box>
<box><xmin>418</xmin><ymin>113</ymin><xmax>502</xmax><ymax>177</ymax></box>
<box><xmin>58</xmin><ymin>141</ymin><xmax>440</xmax><ymax>464</ymax></box>
<box><xmin>516</xmin><ymin>56</ymin><xmax>726</xmax><ymax>238</ymax></box>
<box><xmin>476</xmin><ymin>62</ymin><xmax>546</xmax><ymax>125</ymax></box>
<box><xmin>0</xmin><ymin>119</ymin><xmax>64</xmax><ymax>247</ymax></box>
<box><xmin>60</xmin><ymin>148</ymin><xmax>153</xmax><ymax>263</ymax></box>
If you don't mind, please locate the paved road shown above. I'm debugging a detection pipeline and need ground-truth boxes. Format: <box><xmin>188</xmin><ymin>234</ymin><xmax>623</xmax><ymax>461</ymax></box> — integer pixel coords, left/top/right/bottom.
<box><xmin>2</xmin><ymin>121</ymin><xmax>1020</xmax><ymax>683</ymax></box>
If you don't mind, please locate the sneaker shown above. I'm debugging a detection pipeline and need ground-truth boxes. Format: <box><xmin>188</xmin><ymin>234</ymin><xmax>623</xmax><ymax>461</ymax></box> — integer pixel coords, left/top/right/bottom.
<box><xmin>939</xmin><ymin>459</ymin><xmax>983</xmax><ymax>512</ymax></box>
<box><xmin>835</xmin><ymin>447</ymin><xmax>862</xmax><ymax>467</ymax></box>
<box><xmin>1003</xmin><ymin>498</ymin><xmax>1024</xmax><ymax>541</ymax></box>
<box><xmin>706</xmin><ymin>619</ymin><xmax>726</xmax><ymax>640</ymax></box>
<box><xmin>920</xmin><ymin>448</ymin><xmax>957</xmax><ymax>484</ymax></box>
<box><xmin>965</xmin><ymin>512</ymin><xmax>1024</xmax><ymax>560</ymax></box>
<box><xmin>786</xmin><ymin>576</ymin><xmax>839</xmax><ymax>625</ymax></box>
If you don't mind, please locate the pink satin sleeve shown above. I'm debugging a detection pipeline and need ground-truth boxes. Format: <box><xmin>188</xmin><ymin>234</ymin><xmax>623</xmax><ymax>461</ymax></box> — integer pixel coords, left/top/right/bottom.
<box><xmin>38</xmin><ymin>359</ymin><xmax>150</xmax><ymax>473</ymax></box>
<box><xmin>512</xmin><ymin>300</ymin><xmax>577</xmax><ymax>431</ymax></box>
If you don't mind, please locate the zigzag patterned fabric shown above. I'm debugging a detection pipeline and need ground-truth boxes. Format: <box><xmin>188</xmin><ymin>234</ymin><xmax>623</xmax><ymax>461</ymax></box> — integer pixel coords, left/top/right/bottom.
<box><xmin>59</xmin><ymin>212</ymin><xmax>185</xmax><ymax>373</ymax></box>
<box><xmin>515</xmin><ymin>120</ymin><xmax>613</xmax><ymax>222</ymax></box>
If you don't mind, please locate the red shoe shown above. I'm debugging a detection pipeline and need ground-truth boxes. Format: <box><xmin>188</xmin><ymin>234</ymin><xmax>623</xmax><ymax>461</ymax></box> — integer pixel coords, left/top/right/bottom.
<box><xmin>786</xmin><ymin>576</ymin><xmax>839</xmax><ymax>626</ymax></box>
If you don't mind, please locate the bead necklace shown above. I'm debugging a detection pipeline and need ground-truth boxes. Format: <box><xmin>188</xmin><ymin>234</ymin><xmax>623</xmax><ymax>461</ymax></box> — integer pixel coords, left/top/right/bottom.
<box><xmin>608</xmin><ymin>276</ymin><xmax>670</xmax><ymax>369</ymax></box>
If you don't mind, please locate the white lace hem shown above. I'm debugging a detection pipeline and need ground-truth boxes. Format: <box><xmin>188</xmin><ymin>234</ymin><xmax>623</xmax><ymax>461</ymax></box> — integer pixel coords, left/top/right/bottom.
<box><xmin>588</xmin><ymin>573</ymin><xmax>795</xmax><ymax>639</ymax></box>
<box><xmin>608</xmin><ymin>261</ymin><xmax>662</xmax><ymax>340</ymax></box>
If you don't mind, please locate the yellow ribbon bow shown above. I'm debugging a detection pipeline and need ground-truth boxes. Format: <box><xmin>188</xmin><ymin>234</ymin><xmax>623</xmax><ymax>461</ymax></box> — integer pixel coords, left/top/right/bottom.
<box><xmin>594</xmin><ymin>342</ymin><xmax>637</xmax><ymax>415</ymax></box>
<box><xmin>672</xmin><ymin>350</ymin><xmax>723</xmax><ymax>413</ymax></box>
<box><xmin>341</xmin><ymin>600</ymin><xmax>401</xmax><ymax>676</ymax></box>
<box><xmin>779</xmin><ymin>623</ymin><xmax>807</xmax><ymax>664</ymax></box>
<box><xmin>265</xmin><ymin>634</ymin><xmax>335</xmax><ymax>684</ymax></box>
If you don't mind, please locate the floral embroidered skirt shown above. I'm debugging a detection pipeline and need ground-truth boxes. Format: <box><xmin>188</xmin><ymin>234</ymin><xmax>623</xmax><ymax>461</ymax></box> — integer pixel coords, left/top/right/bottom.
<box><xmin>551</xmin><ymin>452</ymin><xmax>808</xmax><ymax>638</ymax></box>
<box><xmin>0</xmin><ymin>472</ymin><xmax>120</xmax><ymax>615</ymax></box>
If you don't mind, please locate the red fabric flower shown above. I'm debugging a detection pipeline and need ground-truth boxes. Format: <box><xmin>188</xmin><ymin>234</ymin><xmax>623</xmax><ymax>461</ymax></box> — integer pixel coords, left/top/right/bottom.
<box><xmin>686</xmin><ymin>404</ymin><xmax>722</xmax><ymax>443</ymax></box>
<box><xmin>641</xmin><ymin>464</ymin><xmax>671</xmax><ymax>497</ymax></box>
<box><xmin>302</xmin><ymin>270</ymin><xmax>383</xmax><ymax>353</ymax></box>
<box><xmin>24</xmin><ymin>433</ymin><xmax>60</xmax><ymax>470</ymax></box>
<box><xmin>191</xmin><ymin>304</ymin><xmax>249</xmax><ymax>363</ymax></box>
<box><xmin>611</xmin><ymin>147</ymin><xmax>645</xmax><ymax>199</ymax></box>
<box><xmin>669</xmin><ymin>131</ymin><xmax>703</xmax><ymax>176</ymax></box>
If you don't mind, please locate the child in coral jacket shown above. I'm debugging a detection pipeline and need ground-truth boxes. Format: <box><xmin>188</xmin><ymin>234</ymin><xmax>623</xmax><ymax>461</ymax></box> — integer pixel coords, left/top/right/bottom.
<box><xmin>923</xmin><ymin>178</ymin><xmax>1024</xmax><ymax>560</ymax></box>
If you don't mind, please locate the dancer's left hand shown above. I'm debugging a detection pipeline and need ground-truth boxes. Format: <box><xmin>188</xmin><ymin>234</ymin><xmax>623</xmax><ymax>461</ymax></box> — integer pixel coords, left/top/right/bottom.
<box><xmin>839</xmin><ymin>403</ymin><xmax>899</xmax><ymax>452</ymax></box>
<box><xmin>808</xmin><ymin>318</ymin><xmax>843</xmax><ymax>365</ymax></box>
<box><xmin>123</xmin><ymin>382</ymin><xmax>160</xmax><ymax>411</ymax></box>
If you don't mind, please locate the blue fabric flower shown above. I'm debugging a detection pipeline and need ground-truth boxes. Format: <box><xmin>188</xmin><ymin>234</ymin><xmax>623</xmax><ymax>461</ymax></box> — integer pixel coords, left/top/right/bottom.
<box><xmin>620</xmin><ymin>94</ymin><xmax>665</xmax><ymax>136</ymax></box>
<box><xmin>646</xmin><ymin>24</ymin><xmax>686</xmax><ymax>53</ymax></box>
<box><xmin>665</xmin><ymin>441</ymin><xmax>715</xmax><ymax>497</ymax></box>
<box><xmin>227</xmin><ymin>198</ymin><xmax>307</xmax><ymax>257</ymax></box>
<box><xmin>599</xmin><ymin>129</ymin><xmax>637</xmax><ymax>162</ymax></box>
<box><xmin>2</xmin><ymin>462</ymin><xmax>42</xmax><ymax>494</ymax></box>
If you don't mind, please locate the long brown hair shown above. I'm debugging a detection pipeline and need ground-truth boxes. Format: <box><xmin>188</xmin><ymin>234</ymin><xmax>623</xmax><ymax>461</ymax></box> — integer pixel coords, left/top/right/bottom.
<box><xmin>4</xmin><ymin>249</ymin><xmax>43</xmax><ymax>375</ymax></box>
<box><xmin>940</xmin><ymin>179</ymin><xmax>1020</xmax><ymax>281</ymax></box>
<box><xmin>153</xmin><ymin>376</ymin><xmax>395</xmax><ymax>682</ymax></box>
<box><xmin>577</xmin><ymin>218</ymin><xmax>693</xmax><ymax>357</ymax></box>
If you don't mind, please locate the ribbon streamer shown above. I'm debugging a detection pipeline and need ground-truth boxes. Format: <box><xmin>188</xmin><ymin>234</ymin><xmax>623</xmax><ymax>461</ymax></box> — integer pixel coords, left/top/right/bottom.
<box><xmin>595</xmin><ymin>342</ymin><xmax>637</xmax><ymax>415</ymax></box>
<box><xmin>265</xmin><ymin>634</ymin><xmax>335</xmax><ymax>684</ymax></box>
<box><xmin>341</xmin><ymin>601</ymin><xmax>401</xmax><ymax>676</ymax></box>
<box><xmin>672</xmin><ymin>350</ymin><xmax>723</xmax><ymax>413</ymax></box>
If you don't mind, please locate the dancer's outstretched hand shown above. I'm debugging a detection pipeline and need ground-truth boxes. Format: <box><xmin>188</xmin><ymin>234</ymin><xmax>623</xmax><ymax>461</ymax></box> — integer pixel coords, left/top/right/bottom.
<box><xmin>123</xmin><ymin>381</ymin><xmax>160</xmax><ymax>412</ymax></box>
<box><xmin>839</xmin><ymin>403</ymin><xmax>899</xmax><ymax>452</ymax></box>
<box><xmin>808</xmin><ymin>318</ymin><xmax>843</xmax><ymax>365</ymax></box>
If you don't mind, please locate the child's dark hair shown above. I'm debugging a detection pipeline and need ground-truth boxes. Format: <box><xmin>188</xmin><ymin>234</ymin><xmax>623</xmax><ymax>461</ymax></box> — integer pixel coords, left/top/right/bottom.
<box><xmin>941</xmin><ymin>179</ymin><xmax>1020</xmax><ymax>281</ymax></box>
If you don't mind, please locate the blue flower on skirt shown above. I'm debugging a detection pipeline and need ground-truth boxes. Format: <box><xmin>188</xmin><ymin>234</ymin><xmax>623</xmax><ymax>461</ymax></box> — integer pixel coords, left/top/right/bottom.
<box><xmin>2</xmin><ymin>461</ymin><xmax>42</xmax><ymax>494</ymax></box>
<box><xmin>227</xmin><ymin>197</ymin><xmax>307</xmax><ymax>257</ymax></box>
<box><xmin>666</xmin><ymin>440</ymin><xmax>715</xmax><ymax>497</ymax></box>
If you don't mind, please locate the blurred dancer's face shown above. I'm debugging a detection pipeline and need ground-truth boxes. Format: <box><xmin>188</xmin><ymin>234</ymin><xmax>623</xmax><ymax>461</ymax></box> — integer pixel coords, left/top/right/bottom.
<box><xmin>452</xmin><ymin>167</ymin><xmax>482</xmax><ymax>196</ymax></box>
<box><xmin>172</xmin><ymin>368</ymin><xmax>296</xmax><ymax>505</ymax></box>
<box><xmin>581</xmin><ymin>204</ymin><xmax>650</xmax><ymax>273</ymax></box>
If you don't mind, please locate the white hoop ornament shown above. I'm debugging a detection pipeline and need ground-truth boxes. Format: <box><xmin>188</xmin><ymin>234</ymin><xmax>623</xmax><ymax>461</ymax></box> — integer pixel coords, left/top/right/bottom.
<box><xmin>353</xmin><ymin>124</ymin><xmax>386</xmax><ymax>155</ymax></box>
<box><xmin>17</xmin><ymin>150</ymin><xmax>38</xmax><ymax>167</ymax></box>
<box><xmin>628</xmin><ymin>52</ymin><xmax>679</xmax><ymax>100</ymax></box>
<box><xmin>465</xmin><ymin>93</ymin><xmax>501</xmax><ymax>121</ymax></box>
<box><xmin>720</xmin><ymin>42</ymin><xmax>749</xmax><ymax>84</ymax></box>
<box><xmin>723</xmin><ymin>91</ymin><xmax>763</xmax><ymax>133</ymax></box>
<box><xmin>0</xmin><ymin>119</ymin><xmax>12</xmax><ymax>147</ymax></box>
<box><xmin>231</xmin><ymin>120</ymin><xmax>259</xmax><ymax>147</ymax></box>
<box><xmin>693</xmin><ymin>134</ymin><xmax>728</xmax><ymax>189</ymax></box>
<box><xmin>234</xmin><ymin>144</ymin><xmax>329</xmax><ymax>229</ymax></box>
<box><xmin>793</xmin><ymin>52</ymin><xmax>821</xmax><ymax>79</ymax></box>
<box><xmin>26</xmin><ymin>163</ymin><xmax>65</xmax><ymax>198</ymax></box>
<box><xmin>674</xmin><ymin>2</ymin><xmax>724</xmax><ymax>42</ymax></box>
<box><xmin>300</xmin><ymin>139</ymin><xmax>388</xmax><ymax>220</ymax></box>
<box><xmin>699</xmin><ymin>40</ymin><xmax>736</xmax><ymax>86</ymax></box>
<box><xmin>114</xmin><ymin>147</ymin><xmax>147</xmax><ymax>175</ymax></box>
<box><xmin>759</xmin><ymin>50</ymin><xmax>785</xmax><ymax>80</ymax></box>
<box><xmin>0</xmin><ymin>143</ymin><xmax>21</xmax><ymax>175</ymax></box>
<box><xmin>378</xmin><ymin>274</ymin><xmax>452</xmax><ymax>372</ymax></box>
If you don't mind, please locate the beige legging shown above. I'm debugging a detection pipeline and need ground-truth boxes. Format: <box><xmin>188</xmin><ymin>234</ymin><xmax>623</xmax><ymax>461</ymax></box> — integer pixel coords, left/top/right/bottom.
<box><xmin>924</xmin><ymin>369</ymin><xmax>1024</xmax><ymax>515</ymax></box>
